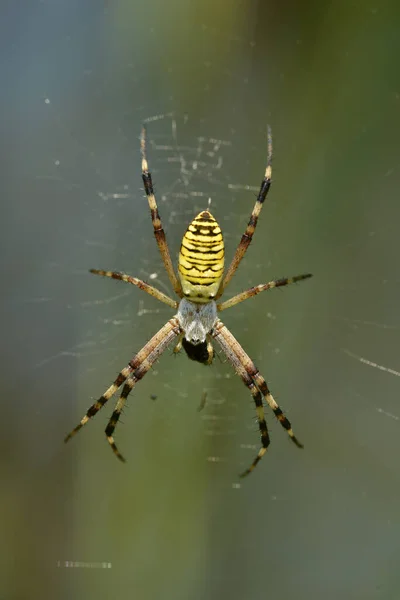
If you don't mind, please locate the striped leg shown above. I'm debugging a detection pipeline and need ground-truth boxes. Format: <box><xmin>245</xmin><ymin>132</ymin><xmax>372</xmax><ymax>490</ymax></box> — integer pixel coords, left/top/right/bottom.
<box><xmin>104</xmin><ymin>381</ymin><xmax>133</xmax><ymax>461</ymax></box>
<box><xmin>64</xmin><ymin>367</ymin><xmax>132</xmax><ymax>442</ymax></box>
<box><xmin>64</xmin><ymin>318</ymin><xmax>181</xmax><ymax>447</ymax></box>
<box><xmin>212</xmin><ymin>320</ymin><xmax>271</xmax><ymax>477</ymax></box>
<box><xmin>103</xmin><ymin>317</ymin><xmax>181</xmax><ymax>460</ymax></box>
<box><xmin>90</xmin><ymin>269</ymin><xmax>178</xmax><ymax>309</ymax></box>
<box><xmin>253</xmin><ymin>371</ymin><xmax>303</xmax><ymax>448</ymax></box>
<box><xmin>216</xmin><ymin>126</ymin><xmax>273</xmax><ymax>299</ymax></box>
<box><xmin>217</xmin><ymin>273</ymin><xmax>312</xmax><ymax>311</ymax></box>
<box><xmin>212</xmin><ymin>319</ymin><xmax>302</xmax><ymax>476</ymax></box>
<box><xmin>140</xmin><ymin>126</ymin><xmax>183</xmax><ymax>297</ymax></box>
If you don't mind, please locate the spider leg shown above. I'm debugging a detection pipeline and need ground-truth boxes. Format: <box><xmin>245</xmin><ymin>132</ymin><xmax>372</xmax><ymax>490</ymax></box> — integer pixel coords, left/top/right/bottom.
<box><xmin>216</xmin><ymin>126</ymin><xmax>272</xmax><ymax>298</ymax></box>
<box><xmin>140</xmin><ymin>125</ymin><xmax>183</xmax><ymax>297</ymax></box>
<box><xmin>252</xmin><ymin>371</ymin><xmax>303</xmax><ymax>448</ymax></box>
<box><xmin>64</xmin><ymin>367</ymin><xmax>132</xmax><ymax>443</ymax></box>
<box><xmin>64</xmin><ymin>318</ymin><xmax>181</xmax><ymax>447</ymax></box>
<box><xmin>212</xmin><ymin>319</ymin><xmax>302</xmax><ymax>476</ymax></box>
<box><xmin>90</xmin><ymin>269</ymin><xmax>178</xmax><ymax>309</ymax></box>
<box><xmin>217</xmin><ymin>273</ymin><xmax>312</xmax><ymax>311</ymax></box>
<box><xmin>104</xmin><ymin>317</ymin><xmax>181</xmax><ymax>460</ymax></box>
<box><xmin>104</xmin><ymin>386</ymin><xmax>131</xmax><ymax>461</ymax></box>
<box><xmin>212</xmin><ymin>320</ymin><xmax>271</xmax><ymax>477</ymax></box>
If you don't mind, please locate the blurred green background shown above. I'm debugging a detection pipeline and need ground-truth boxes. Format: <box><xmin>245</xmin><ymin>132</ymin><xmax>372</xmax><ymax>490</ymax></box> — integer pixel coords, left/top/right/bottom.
<box><xmin>2</xmin><ymin>1</ymin><xmax>400</xmax><ymax>599</ymax></box>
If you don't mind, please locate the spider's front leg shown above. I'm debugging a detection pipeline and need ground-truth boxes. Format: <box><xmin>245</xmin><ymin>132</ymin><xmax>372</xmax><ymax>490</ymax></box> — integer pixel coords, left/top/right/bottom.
<box><xmin>212</xmin><ymin>319</ymin><xmax>303</xmax><ymax>477</ymax></box>
<box><xmin>65</xmin><ymin>318</ymin><xmax>182</xmax><ymax>460</ymax></box>
<box><xmin>212</xmin><ymin>321</ymin><xmax>270</xmax><ymax>476</ymax></box>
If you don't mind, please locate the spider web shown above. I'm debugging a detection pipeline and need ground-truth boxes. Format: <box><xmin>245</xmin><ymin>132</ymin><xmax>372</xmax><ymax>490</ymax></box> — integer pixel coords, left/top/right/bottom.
<box><xmin>26</xmin><ymin>108</ymin><xmax>399</xmax><ymax>509</ymax></box>
<box><xmin>28</xmin><ymin>106</ymin><xmax>400</xmax><ymax>456</ymax></box>
<box><xmin>31</xmin><ymin>109</ymin><xmax>267</xmax><ymax>469</ymax></box>
<box><xmin>3</xmin><ymin>3</ymin><xmax>400</xmax><ymax>599</ymax></box>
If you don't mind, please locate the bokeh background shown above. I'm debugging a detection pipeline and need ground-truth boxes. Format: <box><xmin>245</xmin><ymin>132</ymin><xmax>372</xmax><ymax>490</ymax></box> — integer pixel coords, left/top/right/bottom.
<box><xmin>2</xmin><ymin>1</ymin><xmax>400</xmax><ymax>599</ymax></box>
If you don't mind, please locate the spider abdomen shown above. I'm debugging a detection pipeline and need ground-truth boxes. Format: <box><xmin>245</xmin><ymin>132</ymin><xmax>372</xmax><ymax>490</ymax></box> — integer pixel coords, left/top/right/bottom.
<box><xmin>178</xmin><ymin>210</ymin><xmax>224</xmax><ymax>302</ymax></box>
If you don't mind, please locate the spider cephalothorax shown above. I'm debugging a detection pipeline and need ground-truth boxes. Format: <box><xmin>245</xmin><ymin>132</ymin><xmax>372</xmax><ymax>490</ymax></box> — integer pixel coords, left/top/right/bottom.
<box><xmin>65</xmin><ymin>124</ymin><xmax>312</xmax><ymax>477</ymax></box>
<box><xmin>177</xmin><ymin>297</ymin><xmax>217</xmax><ymax>364</ymax></box>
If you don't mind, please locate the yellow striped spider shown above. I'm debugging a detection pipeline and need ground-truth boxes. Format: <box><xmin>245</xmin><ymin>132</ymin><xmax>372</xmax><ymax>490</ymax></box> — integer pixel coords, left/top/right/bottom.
<box><xmin>65</xmin><ymin>126</ymin><xmax>312</xmax><ymax>477</ymax></box>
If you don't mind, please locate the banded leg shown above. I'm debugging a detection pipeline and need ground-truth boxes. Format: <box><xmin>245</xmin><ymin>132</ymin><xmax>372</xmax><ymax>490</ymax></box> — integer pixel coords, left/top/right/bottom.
<box><xmin>64</xmin><ymin>367</ymin><xmax>132</xmax><ymax>442</ymax></box>
<box><xmin>212</xmin><ymin>319</ymin><xmax>302</xmax><ymax>475</ymax></box>
<box><xmin>64</xmin><ymin>318</ymin><xmax>181</xmax><ymax>445</ymax></box>
<box><xmin>217</xmin><ymin>273</ymin><xmax>312</xmax><ymax>311</ymax></box>
<box><xmin>216</xmin><ymin>126</ymin><xmax>273</xmax><ymax>299</ymax></box>
<box><xmin>103</xmin><ymin>317</ymin><xmax>181</xmax><ymax>460</ymax></box>
<box><xmin>105</xmin><ymin>386</ymin><xmax>131</xmax><ymax>460</ymax></box>
<box><xmin>215</xmin><ymin>320</ymin><xmax>303</xmax><ymax>447</ymax></box>
<box><xmin>90</xmin><ymin>269</ymin><xmax>178</xmax><ymax>309</ymax></box>
<box><xmin>253</xmin><ymin>371</ymin><xmax>303</xmax><ymax>448</ymax></box>
<box><xmin>212</xmin><ymin>320</ymin><xmax>271</xmax><ymax>477</ymax></box>
<box><xmin>140</xmin><ymin>126</ymin><xmax>183</xmax><ymax>297</ymax></box>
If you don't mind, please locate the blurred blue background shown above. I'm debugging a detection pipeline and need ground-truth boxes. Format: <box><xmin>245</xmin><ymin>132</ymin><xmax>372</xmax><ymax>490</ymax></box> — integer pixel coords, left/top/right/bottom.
<box><xmin>1</xmin><ymin>1</ymin><xmax>400</xmax><ymax>598</ymax></box>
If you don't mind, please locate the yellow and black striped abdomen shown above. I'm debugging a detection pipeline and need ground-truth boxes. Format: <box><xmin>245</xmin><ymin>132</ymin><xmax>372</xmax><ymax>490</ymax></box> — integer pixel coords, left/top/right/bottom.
<box><xmin>178</xmin><ymin>210</ymin><xmax>224</xmax><ymax>302</ymax></box>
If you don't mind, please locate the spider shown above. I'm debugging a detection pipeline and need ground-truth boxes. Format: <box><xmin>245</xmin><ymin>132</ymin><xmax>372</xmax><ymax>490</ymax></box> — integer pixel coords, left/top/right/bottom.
<box><xmin>65</xmin><ymin>125</ymin><xmax>312</xmax><ymax>477</ymax></box>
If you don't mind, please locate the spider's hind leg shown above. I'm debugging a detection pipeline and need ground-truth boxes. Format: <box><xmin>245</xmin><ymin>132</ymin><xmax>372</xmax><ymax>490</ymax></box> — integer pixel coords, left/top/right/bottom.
<box><xmin>140</xmin><ymin>125</ymin><xmax>183</xmax><ymax>297</ymax></box>
<box><xmin>216</xmin><ymin>126</ymin><xmax>273</xmax><ymax>299</ymax></box>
